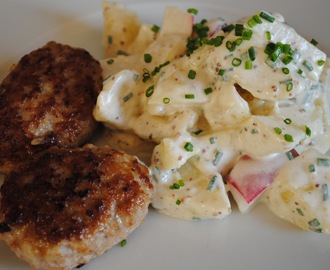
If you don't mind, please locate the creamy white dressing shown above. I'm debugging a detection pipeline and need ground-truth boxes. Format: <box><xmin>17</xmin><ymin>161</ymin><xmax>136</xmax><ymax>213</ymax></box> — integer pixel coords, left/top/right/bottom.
<box><xmin>94</xmin><ymin>7</ymin><xmax>330</xmax><ymax>228</ymax></box>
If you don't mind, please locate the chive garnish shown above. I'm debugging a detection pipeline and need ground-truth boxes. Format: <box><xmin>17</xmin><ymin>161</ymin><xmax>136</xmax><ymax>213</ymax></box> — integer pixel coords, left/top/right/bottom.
<box><xmin>286</xmin><ymin>82</ymin><xmax>293</xmax><ymax>92</ymax></box>
<box><xmin>185</xmin><ymin>94</ymin><xmax>195</xmax><ymax>99</ymax></box>
<box><xmin>123</xmin><ymin>92</ymin><xmax>133</xmax><ymax>102</ymax></box>
<box><xmin>322</xmin><ymin>184</ymin><xmax>329</xmax><ymax>201</ymax></box>
<box><xmin>305</xmin><ymin>126</ymin><xmax>311</xmax><ymax>137</ymax></box>
<box><xmin>265</xmin><ymin>31</ymin><xmax>272</xmax><ymax>40</ymax></box>
<box><xmin>260</xmin><ymin>11</ymin><xmax>275</xmax><ymax>23</ymax></box>
<box><xmin>144</xmin><ymin>53</ymin><xmax>152</xmax><ymax>63</ymax></box>
<box><xmin>204</xmin><ymin>87</ymin><xmax>213</xmax><ymax>95</ymax></box>
<box><xmin>207</xmin><ymin>176</ymin><xmax>218</xmax><ymax>191</ymax></box>
<box><xmin>303</xmin><ymin>60</ymin><xmax>313</xmax><ymax>71</ymax></box>
<box><xmin>248</xmin><ymin>46</ymin><xmax>256</xmax><ymax>61</ymax></box>
<box><xmin>187</xmin><ymin>8</ymin><xmax>198</xmax><ymax>15</ymax></box>
<box><xmin>226</xmin><ymin>40</ymin><xmax>236</xmax><ymax>52</ymax></box>
<box><xmin>176</xmin><ymin>199</ymin><xmax>182</xmax><ymax>205</ymax></box>
<box><xmin>282</xmin><ymin>67</ymin><xmax>290</xmax><ymax>74</ymax></box>
<box><xmin>245</xmin><ymin>59</ymin><xmax>253</xmax><ymax>70</ymax></box>
<box><xmin>107</xmin><ymin>58</ymin><xmax>114</xmax><ymax>65</ymax></box>
<box><xmin>145</xmin><ymin>85</ymin><xmax>154</xmax><ymax>98</ymax></box>
<box><xmin>310</xmin><ymin>38</ymin><xmax>318</xmax><ymax>46</ymax></box>
<box><xmin>274</xmin><ymin>127</ymin><xmax>282</xmax><ymax>134</ymax></box>
<box><xmin>120</xmin><ymin>239</ymin><xmax>127</xmax><ymax>247</ymax></box>
<box><xmin>151</xmin><ymin>24</ymin><xmax>160</xmax><ymax>33</ymax></box>
<box><xmin>218</xmin><ymin>68</ymin><xmax>226</xmax><ymax>76</ymax></box>
<box><xmin>284</xmin><ymin>118</ymin><xmax>292</xmax><ymax>124</ymax></box>
<box><xmin>317</xmin><ymin>60</ymin><xmax>325</xmax><ymax>66</ymax></box>
<box><xmin>213</xmin><ymin>151</ymin><xmax>223</xmax><ymax>166</ymax></box>
<box><xmin>232</xmin><ymin>58</ymin><xmax>242</xmax><ymax>67</ymax></box>
<box><xmin>309</xmin><ymin>164</ymin><xmax>315</xmax><ymax>173</ymax></box>
<box><xmin>242</xmin><ymin>29</ymin><xmax>253</xmax><ymax>40</ymax></box>
<box><xmin>296</xmin><ymin>208</ymin><xmax>304</xmax><ymax>216</ymax></box>
<box><xmin>317</xmin><ymin>158</ymin><xmax>330</xmax><ymax>167</ymax></box>
<box><xmin>188</xmin><ymin>69</ymin><xmax>197</xmax><ymax>79</ymax></box>
<box><xmin>163</xmin><ymin>97</ymin><xmax>170</xmax><ymax>104</ymax></box>
<box><xmin>184</xmin><ymin>142</ymin><xmax>194</xmax><ymax>152</ymax></box>
<box><xmin>284</xmin><ymin>134</ymin><xmax>294</xmax><ymax>142</ymax></box>
<box><xmin>235</xmin><ymin>24</ymin><xmax>244</xmax><ymax>36</ymax></box>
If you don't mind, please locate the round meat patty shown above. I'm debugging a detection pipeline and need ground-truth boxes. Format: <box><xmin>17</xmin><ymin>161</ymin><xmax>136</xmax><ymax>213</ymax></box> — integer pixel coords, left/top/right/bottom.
<box><xmin>0</xmin><ymin>145</ymin><xmax>153</xmax><ymax>270</ymax></box>
<box><xmin>0</xmin><ymin>41</ymin><xmax>103</xmax><ymax>174</ymax></box>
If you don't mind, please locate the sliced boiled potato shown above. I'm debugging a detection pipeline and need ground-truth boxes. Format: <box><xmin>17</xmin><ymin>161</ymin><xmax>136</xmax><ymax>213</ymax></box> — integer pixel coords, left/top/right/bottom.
<box><xmin>264</xmin><ymin>148</ymin><xmax>330</xmax><ymax>233</ymax></box>
<box><xmin>151</xmin><ymin>157</ymin><xmax>231</xmax><ymax>220</ymax></box>
<box><xmin>102</xmin><ymin>2</ymin><xmax>141</xmax><ymax>57</ymax></box>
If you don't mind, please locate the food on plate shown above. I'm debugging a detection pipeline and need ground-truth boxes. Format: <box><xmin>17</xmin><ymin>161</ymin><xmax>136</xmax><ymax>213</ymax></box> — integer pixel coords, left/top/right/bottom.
<box><xmin>0</xmin><ymin>145</ymin><xmax>153</xmax><ymax>270</ymax></box>
<box><xmin>0</xmin><ymin>41</ymin><xmax>103</xmax><ymax>175</ymax></box>
<box><xmin>95</xmin><ymin>3</ymin><xmax>330</xmax><ymax>232</ymax></box>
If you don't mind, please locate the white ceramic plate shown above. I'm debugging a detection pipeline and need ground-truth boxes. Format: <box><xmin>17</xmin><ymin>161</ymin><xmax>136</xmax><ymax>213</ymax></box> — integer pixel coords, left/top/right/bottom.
<box><xmin>1</xmin><ymin>1</ymin><xmax>330</xmax><ymax>269</ymax></box>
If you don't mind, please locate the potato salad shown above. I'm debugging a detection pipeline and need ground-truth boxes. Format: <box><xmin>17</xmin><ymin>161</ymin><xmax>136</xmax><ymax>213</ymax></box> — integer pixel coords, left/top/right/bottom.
<box><xmin>94</xmin><ymin>2</ymin><xmax>330</xmax><ymax>233</ymax></box>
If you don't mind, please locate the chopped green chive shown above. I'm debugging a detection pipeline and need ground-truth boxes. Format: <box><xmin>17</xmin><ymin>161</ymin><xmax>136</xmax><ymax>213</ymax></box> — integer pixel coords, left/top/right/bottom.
<box><xmin>163</xmin><ymin>97</ymin><xmax>170</xmax><ymax>104</ymax></box>
<box><xmin>297</xmin><ymin>69</ymin><xmax>304</xmax><ymax>76</ymax></box>
<box><xmin>317</xmin><ymin>158</ymin><xmax>330</xmax><ymax>167</ymax></box>
<box><xmin>204</xmin><ymin>87</ymin><xmax>213</xmax><ymax>95</ymax></box>
<box><xmin>144</xmin><ymin>53</ymin><xmax>152</xmax><ymax>63</ymax></box>
<box><xmin>317</xmin><ymin>60</ymin><xmax>325</xmax><ymax>66</ymax></box>
<box><xmin>222</xmin><ymin>24</ymin><xmax>235</xmax><ymax>33</ymax></box>
<box><xmin>193</xmin><ymin>129</ymin><xmax>203</xmax><ymax>135</ymax></box>
<box><xmin>185</xmin><ymin>94</ymin><xmax>195</xmax><ymax>99</ymax></box>
<box><xmin>184</xmin><ymin>142</ymin><xmax>194</xmax><ymax>152</ymax></box>
<box><xmin>151</xmin><ymin>24</ymin><xmax>160</xmax><ymax>33</ymax></box>
<box><xmin>170</xmin><ymin>183</ymin><xmax>181</xmax><ymax>190</ymax></box>
<box><xmin>209</xmin><ymin>137</ymin><xmax>216</xmax><ymax>144</ymax></box>
<box><xmin>207</xmin><ymin>175</ymin><xmax>218</xmax><ymax>191</ymax></box>
<box><xmin>245</xmin><ymin>59</ymin><xmax>253</xmax><ymax>70</ymax></box>
<box><xmin>310</xmin><ymin>38</ymin><xmax>319</xmax><ymax>46</ymax></box>
<box><xmin>226</xmin><ymin>40</ymin><xmax>236</xmax><ymax>52</ymax></box>
<box><xmin>284</xmin><ymin>118</ymin><xmax>292</xmax><ymax>124</ymax></box>
<box><xmin>260</xmin><ymin>11</ymin><xmax>275</xmax><ymax>23</ymax></box>
<box><xmin>218</xmin><ymin>68</ymin><xmax>226</xmax><ymax>76</ymax></box>
<box><xmin>188</xmin><ymin>69</ymin><xmax>197</xmax><ymax>79</ymax></box>
<box><xmin>296</xmin><ymin>208</ymin><xmax>304</xmax><ymax>216</ymax></box>
<box><xmin>232</xmin><ymin>58</ymin><xmax>242</xmax><ymax>67</ymax></box>
<box><xmin>234</xmin><ymin>37</ymin><xmax>243</xmax><ymax>46</ymax></box>
<box><xmin>284</xmin><ymin>134</ymin><xmax>294</xmax><ymax>142</ymax></box>
<box><xmin>107</xmin><ymin>58</ymin><xmax>114</xmax><ymax>65</ymax></box>
<box><xmin>248</xmin><ymin>46</ymin><xmax>256</xmax><ymax>61</ymax></box>
<box><xmin>145</xmin><ymin>85</ymin><xmax>154</xmax><ymax>98</ymax></box>
<box><xmin>242</xmin><ymin>29</ymin><xmax>253</xmax><ymax>40</ymax></box>
<box><xmin>309</xmin><ymin>223</ymin><xmax>323</xmax><ymax>233</ymax></box>
<box><xmin>309</xmin><ymin>164</ymin><xmax>315</xmax><ymax>173</ymax></box>
<box><xmin>303</xmin><ymin>60</ymin><xmax>313</xmax><ymax>71</ymax></box>
<box><xmin>322</xmin><ymin>184</ymin><xmax>329</xmax><ymax>201</ymax></box>
<box><xmin>123</xmin><ymin>92</ymin><xmax>133</xmax><ymax>102</ymax></box>
<box><xmin>247</xmin><ymin>15</ymin><xmax>262</xmax><ymax>28</ymax></box>
<box><xmin>176</xmin><ymin>199</ymin><xmax>182</xmax><ymax>205</ymax></box>
<box><xmin>178</xmin><ymin>179</ymin><xmax>185</xmax><ymax>187</ymax></box>
<box><xmin>187</xmin><ymin>8</ymin><xmax>198</xmax><ymax>15</ymax></box>
<box><xmin>117</xmin><ymin>50</ymin><xmax>129</xmax><ymax>56</ymax></box>
<box><xmin>213</xmin><ymin>151</ymin><xmax>223</xmax><ymax>166</ymax></box>
<box><xmin>305</xmin><ymin>126</ymin><xmax>311</xmax><ymax>137</ymax></box>
<box><xmin>274</xmin><ymin>127</ymin><xmax>282</xmax><ymax>134</ymax></box>
<box><xmin>235</xmin><ymin>24</ymin><xmax>244</xmax><ymax>36</ymax></box>
<box><xmin>282</xmin><ymin>55</ymin><xmax>294</xmax><ymax>65</ymax></box>
<box><xmin>286</xmin><ymin>82</ymin><xmax>293</xmax><ymax>92</ymax></box>
<box><xmin>308</xmin><ymin>218</ymin><xmax>321</xmax><ymax>227</ymax></box>
<box><xmin>120</xmin><ymin>239</ymin><xmax>127</xmax><ymax>247</ymax></box>
<box><xmin>282</xmin><ymin>67</ymin><xmax>290</xmax><ymax>74</ymax></box>
<box><xmin>265</xmin><ymin>31</ymin><xmax>272</xmax><ymax>40</ymax></box>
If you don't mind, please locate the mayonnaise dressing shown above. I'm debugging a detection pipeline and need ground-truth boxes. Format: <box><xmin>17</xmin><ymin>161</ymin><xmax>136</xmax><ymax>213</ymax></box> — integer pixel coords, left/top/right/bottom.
<box><xmin>94</xmin><ymin>8</ymin><xmax>330</xmax><ymax>227</ymax></box>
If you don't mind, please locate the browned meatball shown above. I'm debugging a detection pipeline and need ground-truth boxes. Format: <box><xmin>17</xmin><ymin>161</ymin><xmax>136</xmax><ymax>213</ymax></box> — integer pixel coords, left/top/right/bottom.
<box><xmin>0</xmin><ymin>41</ymin><xmax>103</xmax><ymax>174</ymax></box>
<box><xmin>0</xmin><ymin>145</ymin><xmax>153</xmax><ymax>270</ymax></box>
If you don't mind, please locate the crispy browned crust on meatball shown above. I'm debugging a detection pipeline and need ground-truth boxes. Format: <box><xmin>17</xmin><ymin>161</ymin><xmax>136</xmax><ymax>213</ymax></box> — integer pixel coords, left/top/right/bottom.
<box><xmin>0</xmin><ymin>41</ymin><xmax>103</xmax><ymax>174</ymax></box>
<box><xmin>0</xmin><ymin>145</ymin><xmax>153</xmax><ymax>270</ymax></box>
